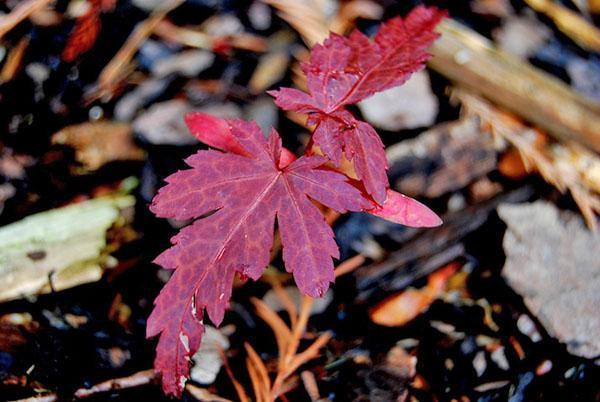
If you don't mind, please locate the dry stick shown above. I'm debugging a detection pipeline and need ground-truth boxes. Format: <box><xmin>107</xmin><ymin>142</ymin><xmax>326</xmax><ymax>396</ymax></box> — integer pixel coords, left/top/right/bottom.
<box><xmin>153</xmin><ymin>19</ymin><xmax>214</xmax><ymax>49</ymax></box>
<box><xmin>269</xmin><ymin>296</ymin><xmax>315</xmax><ymax>400</ymax></box>
<box><xmin>252</xmin><ymin>297</ymin><xmax>293</xmax><ymax>365</ymax></box>
<box><xmin>265</xmin><ymin>295</ymin><xmax>313</xmax><ymax>398</ymax></box>
<box><xmin>334</xmin><ymin>254</ymin><xmax>366</xmax><ymax>278</ymax></box>
<box><xmin>261</xmin><ymin>276</ymin><xmax>299</xmax><ymax>329</ymax></box>
<box><xmin>153</xmin><ymin>20</ymin><xmax>268</xmax><ymax>53</ymax></box>
<box><xmin>261</xmin><ymin>0</ymin><xmax>330</xmax><ymax>46</ymax></box>
<box><xmin>428</xmin><ymin>19</ymin><xmax>600</xmax><ymax>154</ymax></box>
<box><xmin>73</xmin><ymin>369</ymin><xmax>158</xmax><ymax>398</ymax></box>
<box><xmin>524</xmin><ymin>0</ymin><xmax>600</xmax><ymax>53</ymax></box>
<box><xmin>0</xmin><ymin>0</ymin><xmax>53</xmax><ymax>39</ymax></box>
<box><xmin>95</xmin><ymin>0</ymin><xmax>184</xmax><ymax>98</ymax></box>
<box><xmin>246</xmin><ymin>359</ymin><xmax>265</xmax><ymax>402</ymax></box>
<box><xmin>300</xmin><ymin>370</ymin><xmax>321</xmax><ymax>401</ymax></box>
<box><xmin>266</xmin><ymin>255</ymin><xmax>364</xmax><ymax>400</ymax></box>
<box><xmin>0</xmin><ymin>36</ymin><xmax>29</xmax><ymax>83</ymax></box>
<box><xmin>245</xmin><ymin>343</ymin><xmax>272</xmax><ymax>402</ymax></box>
<box><xmin>219</xmin><ymin>347</ymin><xmax>251</xmax><ymax>402</ymax></box>
<box><xmin>186</xmin><ymin>384</ymin><xmax>233</xmax><ymax>402</ymax></box>
<box><xmin>9</xmin><ymin>395</ymin><xmax>58</xmax><ymax>402</ymax></box>
<box><xmin>287</xmin><ymin>332</ymin><xmax>332</xmax><ymax>375</ymax></box>
<box><xmin>453</xmin><ymin>88</ymin><xmax>600</xmax><ymax>230</ymax></box>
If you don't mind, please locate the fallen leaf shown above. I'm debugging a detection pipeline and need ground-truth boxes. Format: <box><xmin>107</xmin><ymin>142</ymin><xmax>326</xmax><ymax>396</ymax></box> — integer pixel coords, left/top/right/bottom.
<box><xmin>52</xmin><ymin>121</ymin><xmax>144</xmax><ymax>171</ymax></box>
<box><xmin>369</xmin><ymin>262</ymin><xmax>460</xmax><ymax>326</ymax></box>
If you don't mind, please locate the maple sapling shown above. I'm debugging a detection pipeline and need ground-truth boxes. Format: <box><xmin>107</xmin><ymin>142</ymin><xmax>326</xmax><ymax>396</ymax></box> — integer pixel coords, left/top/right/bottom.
<box><xmin>147</xmin><ymin>5</ymin><xmax>446</xmax><ymax>396</ymax></box>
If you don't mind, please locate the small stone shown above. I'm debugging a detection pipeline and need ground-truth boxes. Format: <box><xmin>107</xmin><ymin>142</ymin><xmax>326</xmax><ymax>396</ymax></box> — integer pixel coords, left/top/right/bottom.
<box><xmin>190</xmin><ymin>326</ymin><xmax>230</xmax><ymax>385</ymax></box>
<box><xmin>566</xmin><ymin>58</ymin><xmax>600</xmax><ymax>102</ymax></box>
<box><xmin>493</xmin><ymin>14</ymin><xmax>551</xmax><ymax>59</ymax></box>
<box><xmin>151</xmin><ymin>50</ymin><xmax>214</xmax><ymax>78</ymax></box>
<box><xmin>132</xmin><ymin>0</ymin><xmax>167</xmax><ymax>11</ymax></box>
<box><xmin>473</xmin><ymin>351</ymin><xmax>487</xmax><ymax>376</ymax></box>
<box><xmin>115</xmin><ymin>78</ymin><xmax>172</xmax><ymax>122</ymax></box>
<box><xmin>25</xmin><ymin>62</ymin><xmax>50</xmax><ymax>83</ymax></box>
<box><xmin>202</xmin><ymin>14</ymin><xmax>243</xmax><ymax>36</ymax></box>
<box><xmin>137</xmin><ymin>40</ymin><xmax>174</xmax><ymax>71</ymax></box>
<box><xmin>499</xmin><ymin>201</ymin><xmax>600</xmax><ymax>358</ymax></box>
<box><xmin>248</xmin><ymin>1</ymin><xmax>271</xmax><ymax>30</ymax></box>
<box><xmin>516</xmin><ymin>314</ymin><xmax>542</xmax><ymax>342</ymax></box>
<box><xmin>358</xmin><ymin>71</ymin><xmax>438</xmax><ymax>131</ymax></box>
<box><xmin>244</xmin><ymin>97</ymin><xmax>278</xmax><ymax>134</ymax></box>
<box><xmin>491</xmin><ymin>347</ymin><xmax>509</xmax><ymax>370</ymax></box>
<box><xmin>133</xmin><ymin>100</ymin><xmax>195</xmax><ymax>145</ymax></box>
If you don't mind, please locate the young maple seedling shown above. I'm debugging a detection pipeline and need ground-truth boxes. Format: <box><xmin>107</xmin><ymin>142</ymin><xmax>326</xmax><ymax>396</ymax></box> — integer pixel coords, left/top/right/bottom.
<box><xmin>147</xmin><ymin>5</ymin><xmax>446</xmax><ymax>397</ymax></box>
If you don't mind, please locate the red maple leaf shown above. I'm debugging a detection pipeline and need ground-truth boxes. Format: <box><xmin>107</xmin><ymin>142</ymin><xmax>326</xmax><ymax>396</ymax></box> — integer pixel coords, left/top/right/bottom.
<box><xmin>269</xmin><ymin>5</ymin><xmax>446</xmax><ymax>204</ymax></box>
<box><xmin>147</xmin><ymin>114</ymin><xmax>370</xmax><ymax>396</ymax></box>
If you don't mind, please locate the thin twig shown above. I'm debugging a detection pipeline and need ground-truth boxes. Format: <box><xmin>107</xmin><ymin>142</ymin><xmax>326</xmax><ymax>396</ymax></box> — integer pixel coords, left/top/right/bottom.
<box><xmin>94</xmin><ymin>0</ymin><xmax>184</xmax><ymax>99</ymax></box>
<box><xmin>0</xmin><ymin>0</ymin><xmax>53</xmax><ymax>39</ymax></box>
<box><xmin>245</xmin><ymin>343</ymin><xmax>272</xmax><ymax>402</ymax></box>
<box><xmin>8</xmin><ymin>395</ymin><xmax>58</xmax><ymax>402</ymax></box>
<box><xmin>267</xmin><ymin>278</ymin><xmax>299</xmax><ymax>328</ymax></box>
<box><xmin>270</xmin><ymin>295</ymin><xmax>313</xmax><ymax>400</ymax></box>
<box><xmin>300</xmin><ymin>370</ymin><xmax>321</xmax><ymax>401</ymax></box>
<box><xmin>153</xmin><ymin>20</ymin><xmax>267</xmax><ymax>53</ymax></box>
<box><xmin>74</xmin><ymin>369</ymin><xmax>158</xmax><ymax>398</ymax></box>
<box><xmin>287</xmin><ymin>332</ymin><xmax>332</xmax><ymax>376</ymax></box>
<box><xmin>524</xmin><ymin>0</ymin><xmax>600</xmax><ymax>52</ymax></box>
<box><xmin>186</xmin><ymin>384</ymin><xmax>233</xmax><ymax>402</ymax></box>
<box><xmin>453</xmin><ymin>87</ymin><xmax>600</xmax><ymax>230</ymax></box>
<box><xmin>334</xmin><ymin>254</ymin><xmax>365</xmax><ymax>278</ymax></box>
<box><xmin>219</xmin><ymin>348</ymin><xmax>251</xmax><ymax>402</ymax></box>
<box><xmin>0</xmin><ymin>36</ymin><xmax>29</xmax><ymax>83</ymax></box>
<box><xmin>252</xmin><ymin>297</ymin><xmax>293</xmax><ymax>364</ymax></box>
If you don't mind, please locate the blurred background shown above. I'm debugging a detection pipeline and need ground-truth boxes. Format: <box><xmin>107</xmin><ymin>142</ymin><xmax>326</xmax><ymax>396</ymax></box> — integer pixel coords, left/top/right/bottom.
<box><xmin>0</xmin><ymin>0</ymin><xmax>598</xmax><ymax>401</ymax></box>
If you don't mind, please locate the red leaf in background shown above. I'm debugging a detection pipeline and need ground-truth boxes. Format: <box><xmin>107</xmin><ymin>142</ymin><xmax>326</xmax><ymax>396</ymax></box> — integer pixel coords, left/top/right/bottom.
<box><xmin>269</xmin><ymin>5</ymin><xmax>446</xmax><ymax>204</ymax></box>
<box><xmin>62</xmin><ymin>0</ymin><xmax>103</xmax><ymax>62</ymax></box>
<box><xmin>148</xmin><ymin>114</ymin><xmax>369</xmax><ymax>396</ymax></box>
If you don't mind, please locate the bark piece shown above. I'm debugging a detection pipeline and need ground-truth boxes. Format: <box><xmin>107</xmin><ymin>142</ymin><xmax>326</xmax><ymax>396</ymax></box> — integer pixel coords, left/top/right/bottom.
<box><xmin>429</xmin><ymin>19</ymin><xmax>600</xmax><ymax>153</ymax></box>
<box><xmin>356</xmin><ymin>186</ymin><xmax>534</xmax><ymax>301</ymax></box>
<box><xmin>0</xmin><ymin>196</ymin><xmax>135</xmax><ymax>303</ymax></box>
<box><xmin>498</xmin><ymin>201</ymin><xmax>600</xmax><ymax>358</ymax></box>
<box><xmin>386</xmin><ymin>118</ymin><xmax>497</xmax><ymax>198</ymax></box>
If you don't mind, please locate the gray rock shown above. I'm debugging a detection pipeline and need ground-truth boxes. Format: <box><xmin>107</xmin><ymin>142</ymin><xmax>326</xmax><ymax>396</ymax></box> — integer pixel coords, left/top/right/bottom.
<box><xmin>190</xmin><ymin>326</ymin><xmax>229</xmax><ymax>385</ymax></box>
<box><xmin>133</xmin><ymin>99</ymin><xmax>195</xmax><ymax>145</ymax></box>
<box><xmin>358</xmin><ymin>71</ymin><xmax>438</xmax><ymax>131</ymax></box>
<box><xmin>248</xmin><ymin>1</ymin><xmax>271</xmax><ymax>30</ymax></box>
<box><xmin>133</xmin><ymin>100</ymin><xmax>242</xmax><ymax>145</ymax></box>
<box><xmin>493</xmin><ymin>14</ymin><xmax>551</xmax><ymax>59</ymax></box>
<box><xmin>498</xmin><ymin>201</ymin><xmax>600</xmax><ymax>358</ymax></box>
<box><xmin>151</xmin><ymin>50</ymin><xmax>214</xmax><ymax>78</ymax></box>
<box><xmin>244</xmin><ymin>97</ymin><xmax>278</xmax><ymax>135</ymax></box>
<box><xmin>115</xmin><ymin>78</ymin><xmax>172</xmax><ymax>122</ymax></box>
